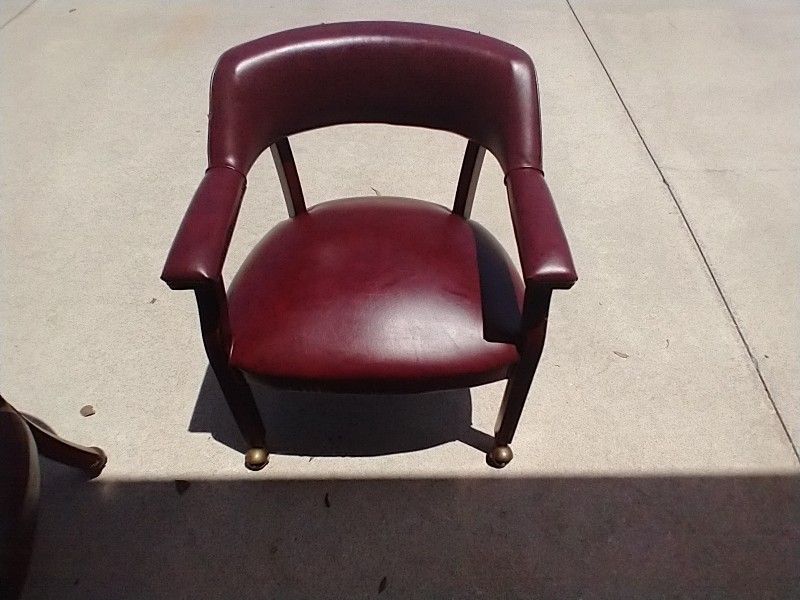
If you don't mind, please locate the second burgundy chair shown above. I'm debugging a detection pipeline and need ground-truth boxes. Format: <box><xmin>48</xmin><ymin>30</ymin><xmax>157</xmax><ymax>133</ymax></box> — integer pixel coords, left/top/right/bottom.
<box><xmin>162</xmin><ymin>22</ymin><xmax>577</xmax><ymax>470</ymax></box>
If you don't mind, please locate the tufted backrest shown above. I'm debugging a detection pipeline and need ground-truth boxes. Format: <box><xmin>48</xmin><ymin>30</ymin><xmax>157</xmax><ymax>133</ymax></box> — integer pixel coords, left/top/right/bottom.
<box><xmin>207</xmin><ymin>22</ymin><xmax>542</xmax><ymax>175</ymax></box>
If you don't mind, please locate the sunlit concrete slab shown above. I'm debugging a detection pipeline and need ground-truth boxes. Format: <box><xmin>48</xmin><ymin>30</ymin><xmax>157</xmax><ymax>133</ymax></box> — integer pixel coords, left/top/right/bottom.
<box><xmin>571</xmin><ymin>0</ymin><xmax>800</xmax><ymax>448</ymax></box>
<box><xmin>0</xmin><ymin>1</ymin><xmax>797</xmax><ymax>597</ymax></box>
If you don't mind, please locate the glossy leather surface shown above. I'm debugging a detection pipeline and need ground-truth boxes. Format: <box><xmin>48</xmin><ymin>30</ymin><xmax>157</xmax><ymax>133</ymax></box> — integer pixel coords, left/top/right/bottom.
<box><xmin>162</xmin><ymin>22</ymin><xmax>577</xmax><ymax>406</ymax></box>
<box><xmin>208</xmin><ymin>22</ymin><xmax>542</xmax><ymax>174</ymax></box>
<box><xmin>227</xmin><ymin>198</ymin><xmax>524</xmax><ymax>391</ymax></box>
<box><xmin>163</xmin><ymin>23</ymin><xmax>576</xmax><ymax>293</ymax></box>
<box><xmin>506</xmin><ymin>168</ymin><xmax>577</xmax><ymax>287</ymax></box>
<box><xmin>161</xmin><ymin>167</ymin><xmax>246</xmax><ymax>289</ymax></box>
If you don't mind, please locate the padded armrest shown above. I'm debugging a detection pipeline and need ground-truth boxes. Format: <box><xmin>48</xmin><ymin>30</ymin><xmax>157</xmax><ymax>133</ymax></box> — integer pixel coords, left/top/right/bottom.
<box><xmin>505</xmin><ymin>168</ymin><xmax>577</xmax><ymax>289</ymax></box>
<box><xmin>161</xmin><ymin>167</ymin><xmax>246</xmax><ymax>290</ymax></box>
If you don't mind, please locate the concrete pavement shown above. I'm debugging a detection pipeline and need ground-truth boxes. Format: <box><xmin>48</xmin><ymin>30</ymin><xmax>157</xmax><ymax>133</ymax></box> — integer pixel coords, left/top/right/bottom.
<box><xmin>1</xmin><ymin>1</ymin><xmax>797</xmax><ymax>597</ymax></box>
<box><xmin>570</xmin><ymin>0</ymin><xmax>800</xmax><ymax>458</ymax></box>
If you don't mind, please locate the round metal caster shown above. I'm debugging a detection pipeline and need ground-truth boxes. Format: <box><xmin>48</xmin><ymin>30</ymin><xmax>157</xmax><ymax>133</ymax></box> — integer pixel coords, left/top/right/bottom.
<box><xmin>245</xmin><ymin>447</ymin><xmax>269</xmax><ymax>471</ymax></box>
<box><xmin>86</xmin><ymin>447</ymin><xmax>108</xmax><ymax>479</ymax></box>
<box><xmin>486</xmin><ymin>445</ymin><xmax>513</xmax><ymax>469</ymax></box>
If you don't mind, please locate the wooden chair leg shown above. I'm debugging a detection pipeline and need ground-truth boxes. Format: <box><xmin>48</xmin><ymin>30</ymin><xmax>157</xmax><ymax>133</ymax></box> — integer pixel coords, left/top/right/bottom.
<box><xmin>210</xmin><ymin>364</ymin><xmax>268</xmax><ymax>471</ymax></box>
<box><xmin>2</xmin><ymin>396</ymin><xmax>107</xmax><ymax>598</ymax></box>
<box><xmin>488</xmin><ymin>289</ymin><xmax>551</xmax><ymax>468</ymax></box>
<box><xmin>195</xmin><ymin>285</ymin><xmax>268</xmax><ymax>471</ymax></box>
<box><xmin>1</xmin><ymin>398</ymin><xmax>106</xmax><ymax>479</ymax></box>
<box><xmin>22</xmin><ymin>417</ymin><xmax>107</xmax><ymax>479</ymax></box>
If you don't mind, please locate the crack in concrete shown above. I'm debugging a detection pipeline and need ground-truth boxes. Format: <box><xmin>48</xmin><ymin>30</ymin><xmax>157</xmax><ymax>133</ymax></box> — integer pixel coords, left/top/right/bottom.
<box><xmin>661</xmin><ymin>166</ymin><xmax>799</xmax><ymax>174</ymax></box>
<box><xmin>565</xmin><ymin>0</ymin><xmax>800</xmax><ymax>463</ymax></box>
<box><xmin>1</xmin><ymin>0</ymin><xmax>38</xmax><ymax>31</ymax></box>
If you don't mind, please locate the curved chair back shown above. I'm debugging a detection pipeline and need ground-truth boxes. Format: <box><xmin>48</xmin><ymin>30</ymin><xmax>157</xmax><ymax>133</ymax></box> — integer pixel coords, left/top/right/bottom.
<box><xmin>207</xmin><ymin>21</ymin><xmax>542</xmax><ymax>175</ymax></box>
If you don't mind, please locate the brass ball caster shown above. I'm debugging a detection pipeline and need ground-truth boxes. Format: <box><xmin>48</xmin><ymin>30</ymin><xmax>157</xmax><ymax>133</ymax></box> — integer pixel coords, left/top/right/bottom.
<box><xmin>486</xmin><ymin>445</ymin><xmax>513</xmax><ymax>469</ymax></box>
<box><xmin>87</xmin><ymin>447</ymin><xmax>108</xmax><ymax>479</ymax></box>
<box><xmin>245</xmin><ymin>447</ymin><xmax>269</xmax><ymax>471</ymax></box>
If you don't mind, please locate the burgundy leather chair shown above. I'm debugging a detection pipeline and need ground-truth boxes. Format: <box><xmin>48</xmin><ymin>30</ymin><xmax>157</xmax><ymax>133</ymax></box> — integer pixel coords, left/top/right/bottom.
<box><xmin>162</xmin><ymin>22</ymin><xmax>576</xmax><ymax>471</ymax></box>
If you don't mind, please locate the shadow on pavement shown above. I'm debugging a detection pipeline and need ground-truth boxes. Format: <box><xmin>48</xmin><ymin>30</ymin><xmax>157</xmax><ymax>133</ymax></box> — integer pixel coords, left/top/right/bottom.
<box><xmin>189</xmin><ymin>366</ymin><xmax>493</xmax><ymax>456</ymax></box>
<box><xmin>22</xmin><ymin>466</ymin><xmax>800</xmax><ymax>599</ymax></box>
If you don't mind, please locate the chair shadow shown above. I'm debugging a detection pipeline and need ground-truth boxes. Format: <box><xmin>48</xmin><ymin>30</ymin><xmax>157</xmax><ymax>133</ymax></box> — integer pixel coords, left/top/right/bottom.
<box><xmin>188</xmin><ymin>367</ymin><xmax>494</xmax><ymax>457</ymax></box>
<box><xmin>23</xmin><ymin>463</ymin><xmax>800</xmax><ymax>599</ymax></box>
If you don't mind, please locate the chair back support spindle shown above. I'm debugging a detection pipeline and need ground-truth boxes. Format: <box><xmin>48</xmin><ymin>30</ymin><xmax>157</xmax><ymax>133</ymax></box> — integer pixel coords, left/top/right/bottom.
<box><xmin>453</xmin><ymin>140</ymin><xmax>486</xmax><ymax>218</ymax></box>
<box><xmin>270</xmin><ymin>137</ymin><xmax>306</xmax><ymax>217</ymax></box>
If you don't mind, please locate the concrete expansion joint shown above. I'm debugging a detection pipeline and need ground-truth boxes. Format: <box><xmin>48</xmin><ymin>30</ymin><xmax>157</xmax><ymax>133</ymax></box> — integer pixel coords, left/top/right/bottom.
<box><xmin>0</xmin><ymin>0</ymin><xmax>37</xmax><ymax>31</ymax></box>
<box><xmin>566</xmin><ymin>0</ymin><xmax>800</xmax><ymax>464</ymax></box>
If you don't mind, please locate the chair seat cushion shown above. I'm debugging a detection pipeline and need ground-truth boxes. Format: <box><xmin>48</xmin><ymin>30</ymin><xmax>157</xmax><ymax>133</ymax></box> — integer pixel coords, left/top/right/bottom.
<box><xmin>227</xmin><ymin>197</ymin><xmax>524</xmax><ymax>391</ymax></box>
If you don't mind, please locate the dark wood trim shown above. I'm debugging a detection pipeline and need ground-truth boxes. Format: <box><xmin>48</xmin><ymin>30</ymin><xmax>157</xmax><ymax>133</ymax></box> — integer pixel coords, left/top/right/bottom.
<box><xmin>271</xmin><ymin>137</ymin><xmax>306</xmax><ymax>217</ymax></box>
<box><xmin>494</xmin><ymin>288</ymin><xmax>552</xmax><ymax>445</ymax></box>
<box><xmin>1</xmin><ymin>396</ymin><xmax>106</xmax><ymax>478</ymax></box>
<box><xmin>194</xmin><ymin>283</ymin><xmax>265</xmax><ymax>449</ymax></box>
<box><xmin>1</xmin><ymin>395</ymin><xmax>106</xmax><ymax>599</ymax></box>
<box><xmin>453</xmin><ymin>141</ymin><xmax>485</xmax><ymax>218</ymax></box>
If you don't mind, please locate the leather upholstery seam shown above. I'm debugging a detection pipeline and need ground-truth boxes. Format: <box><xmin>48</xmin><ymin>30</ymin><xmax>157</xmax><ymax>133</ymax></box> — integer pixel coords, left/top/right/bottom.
<box><xmin>504</xmin><ymin>166</ymin><xmax>545</xmax><ymax>184</ymax></box>
<box><xmin>206</xmin><ymin>164</ymin><xmax>248</xmax><ymax>181</ymax></box>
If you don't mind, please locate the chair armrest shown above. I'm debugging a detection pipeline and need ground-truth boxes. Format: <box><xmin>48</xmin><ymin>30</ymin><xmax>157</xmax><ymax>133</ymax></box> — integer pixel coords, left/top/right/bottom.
<box><xmin>161</xmin><ymin>167</ymin><xmax>246</xmax><ymax>290</ymax></box>
<box><xmin>505</xmin><ymin>168</ymin><xmax>577</xmax><ymax>289</ymax></box>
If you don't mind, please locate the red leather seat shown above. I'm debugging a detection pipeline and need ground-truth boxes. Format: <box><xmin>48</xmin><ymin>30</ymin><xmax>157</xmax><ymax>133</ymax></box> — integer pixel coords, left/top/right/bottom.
<box><xmin>227</xmin><ymin>197</ymin><xmax>524</xmax><ymax>391</ymax></box>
